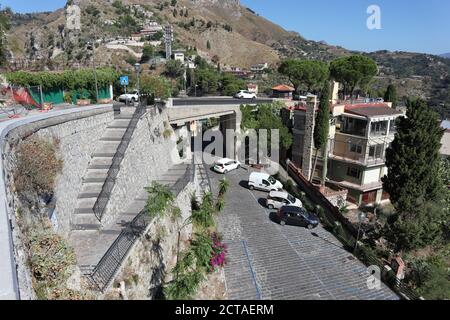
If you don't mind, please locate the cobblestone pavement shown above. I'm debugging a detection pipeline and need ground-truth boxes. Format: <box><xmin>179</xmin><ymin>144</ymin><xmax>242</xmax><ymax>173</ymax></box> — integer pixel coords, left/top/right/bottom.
<box><xmin>211</xmin><ymin>168</ymin><xmax>399</xmax><ymax>300</ymax></box>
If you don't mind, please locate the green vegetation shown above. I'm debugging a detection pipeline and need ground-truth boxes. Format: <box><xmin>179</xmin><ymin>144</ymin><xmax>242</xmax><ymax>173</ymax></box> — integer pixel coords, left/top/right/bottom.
<box><xmin>145</xmin><ymin>182</ymin><xmax>175</xmax><ymax>220</ymax></box>
<box><xmin>140</xmin><ymin>74</ymin><xmax>172</xmax><ymax>101</ymax></box>
<box><xmin>312</xmin><ymin>81</ymin><xmax>331</xmax><ymax>183</ymax></box>
<box><xmin>382</xmin><ymin>99</ymin><xmax>446</xmax><ymax>251</ymax></box>
<box><xmin>29</xmin><ymin>219</ymin><xmax>88</xmax><ymax>300</ymax></box>
<box><xmin>165</xmin><ymin>60</ymin><xmax>185</xmax><ymax>78</ymax></box>
<box><xmin>278</xmin><ymin>59</ymin><xmax>329</xmax><ymax>94</ymax></box>
<box><xmin>141</xmin><ymin>45</ymin><xmax>154</xmax><ymax>63</ymax></box>
<box><xmin>14</xmin><ymin>137</ymin><xmax>63</xmax><ymax>200</ymax></box>
<box><xmin>330</xmin><ymin>55</ymin><xmax>378</xmax><ymax>97</ymax></box>
<box><xmin>384</xmin><ymin>84</ymin><xmax>398</xmax><ymax>107</ymax></box>
<box><xmin>0</xmin><ymin>6</ymin><xmax>11</xmax><ymax>65</ymax></box>
<box><xmin>5</xmin><ymin>68</ymin><xmax>118</xmax><ymax>92</ymax></box>
<box><xmin>241</xmin><ymin>102</ymin><xmax>293</xmax><ymax>150</ymax></box>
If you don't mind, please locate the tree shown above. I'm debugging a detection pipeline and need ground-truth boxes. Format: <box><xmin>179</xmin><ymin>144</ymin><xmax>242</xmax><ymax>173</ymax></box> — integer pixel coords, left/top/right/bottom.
<box><xmin>140</xmin><ymin>75</ymin><xmax>172</xmax><ymax>101</ymax></box>
<box><xmin>165</xmin><ymin>60</ymin><xmax>185</xmax><ymax>78</ymax></box>
<box><xmin>311</xmin><ymin>81</ymin><xmax>331</xmax><ymax>183</ymax></box>
<box><xmin>241</xmin><ymin>103</ymin><xmax>293</xmax><ymax>157</ymax></box>
<box><xmin>330</xmin><ymin>55</ymin><xmax>378</xmax><ymax>98</ymax></box>
<box><xmin>278</xmin><ymin>59</ymin><xmax>329</xmax><ymax>94</ymax></box>
<box><xmin>384</xmin><ymin>84</ymin><xmax>398</xmax><ymax>107</ymax></box>
<box><xmin>382</xmin><ymin>99</ymin><xmax>446</xmax><ymax>251</ymax></box>
<box><xmin>194</xmin><ymin>68</ymin><xmax>219</xmax><ymax>95</ymax></box>
<box><xmin>206</xmin><ymin>40</ymin><xmax>211</xmax><ymax>50</ymax></box>
<box><xmin>141</xmin><ymin>45</ymin><xmax>154</xmax><ymax>63</ymax></box>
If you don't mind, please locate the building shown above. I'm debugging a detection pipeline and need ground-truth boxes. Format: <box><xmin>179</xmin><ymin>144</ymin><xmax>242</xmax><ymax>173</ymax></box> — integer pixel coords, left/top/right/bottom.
<box><xmin>440</xmin><ymin>120</ymin><xmax>450</xmax><ymax>158</ymax></box>
<box><xmin>251</xmin><ymin>62</ymin><xmax>269</xmax><ymax>73</ymax></box>
<box><xmin>247</xmin><ymin>83</ymin><xmax>258</xmax><ymax>94</ymax></box>
<box><xmin>272</xmin><ymin>85</ymin><xmax>295</xmax><ymax>99</ymax></box>
<box><xmin>173</xmin><ymin>50</ymin><xmax>185</xmax><ymax>62</ymax></box>
<box><xmin>288</xmin><ymin>98</ymin><xmax>403</xmax><ymax>205</ymax></box>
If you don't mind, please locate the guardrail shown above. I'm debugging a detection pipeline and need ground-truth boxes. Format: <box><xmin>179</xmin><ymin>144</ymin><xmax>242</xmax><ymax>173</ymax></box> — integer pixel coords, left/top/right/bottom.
<box><xmin>87</xmin><ymin>164</ymin><xmax>192</xmax><ymax>292</ymax></box>
<box><xmin>93</xmin><ymin>104</ymin><xmax>147</xmax><ymax>222</ymax></box>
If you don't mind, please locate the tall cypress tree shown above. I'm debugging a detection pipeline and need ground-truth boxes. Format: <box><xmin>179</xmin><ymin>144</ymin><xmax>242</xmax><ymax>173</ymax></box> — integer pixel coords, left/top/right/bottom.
<box><xmin>382</xmin><ymin>99</ymin><xmax>446</xmax><ymax>250</ymax></box>
<box><xmin>311</xmin><ymin>81</ymin><xmax>330</xmax><ymax>183</ymax></box>
<box><xmin>384</xmin><ymin>84</ymin><xmax>397</xmax><ymax>107</ymax></box>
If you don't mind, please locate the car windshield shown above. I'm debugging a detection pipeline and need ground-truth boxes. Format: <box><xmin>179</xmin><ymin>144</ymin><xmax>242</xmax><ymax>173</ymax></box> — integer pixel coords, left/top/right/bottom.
<box><xmin>287</xmin><ymin>194</ymin><xmax>296</xmax><ymax>203</ymax></box>
<box><xmin>268</xmin><ymin>176</ymin><xmax>276</xmax><ymax>184</ymax></box>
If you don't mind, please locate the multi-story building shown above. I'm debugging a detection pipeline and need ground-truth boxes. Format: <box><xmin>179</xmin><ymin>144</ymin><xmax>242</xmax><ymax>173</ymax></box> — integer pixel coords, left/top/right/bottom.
<box><xmin>287</xmin><ymin>97</ymin><xmax>403</xmax><ymax>206</ymax></box>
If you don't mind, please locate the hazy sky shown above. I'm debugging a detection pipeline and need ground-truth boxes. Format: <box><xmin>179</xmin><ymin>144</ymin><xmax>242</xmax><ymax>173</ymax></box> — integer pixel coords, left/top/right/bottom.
<box><xmin>2</xmin><ymin>0</ymin><xmax>449</xmax><ymax>55</ymax></box>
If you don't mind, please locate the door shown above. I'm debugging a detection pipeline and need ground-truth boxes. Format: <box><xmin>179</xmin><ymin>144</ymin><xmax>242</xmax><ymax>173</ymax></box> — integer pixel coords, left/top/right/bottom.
<box><xmin>261</xmin><ymin>179</ymin><xmax>271</xmax><ymax>191</ymax></box>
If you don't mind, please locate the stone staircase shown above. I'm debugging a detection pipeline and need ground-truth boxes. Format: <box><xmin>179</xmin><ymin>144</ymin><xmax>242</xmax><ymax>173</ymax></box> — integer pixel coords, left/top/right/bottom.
<box><xmin>71</xmin><ymin>108</ymin><xmax>135</xmax><ymax>231</ymax></box>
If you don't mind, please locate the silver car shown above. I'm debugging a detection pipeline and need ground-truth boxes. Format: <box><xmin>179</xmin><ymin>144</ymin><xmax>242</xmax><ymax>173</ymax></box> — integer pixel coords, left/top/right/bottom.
<box><xmin>266</xmin><ymin>191</ymin><xmax>303</xmax><ymax>210</ymax></box>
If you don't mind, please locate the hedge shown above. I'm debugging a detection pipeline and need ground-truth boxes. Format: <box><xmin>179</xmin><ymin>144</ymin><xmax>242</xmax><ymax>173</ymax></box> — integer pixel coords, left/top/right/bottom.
<box><xmin>5</xmin><ymin>68</ymin><xmax>119</xmax><ymax>91</ymax></box>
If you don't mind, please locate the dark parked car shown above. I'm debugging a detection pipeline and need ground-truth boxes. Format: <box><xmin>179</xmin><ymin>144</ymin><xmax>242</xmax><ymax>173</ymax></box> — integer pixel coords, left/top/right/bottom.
<box><xmin>276</xmin><ymin>206</ymin><xmax>319</xmax><ymax>229</ymax></box>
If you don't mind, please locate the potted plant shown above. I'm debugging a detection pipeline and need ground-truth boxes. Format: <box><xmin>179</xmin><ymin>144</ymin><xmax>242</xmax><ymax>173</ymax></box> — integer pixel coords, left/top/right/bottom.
<box><xmin>76</xmin><ymin>90</ymin><xmax>91</xmax><ymax>106</ymax></box>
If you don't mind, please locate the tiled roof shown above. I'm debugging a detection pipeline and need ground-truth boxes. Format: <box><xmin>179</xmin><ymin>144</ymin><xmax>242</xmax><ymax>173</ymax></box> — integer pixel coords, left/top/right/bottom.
<box><xmin>345</xmin><ymin>103</ymin><xmax>403</xmax><ymax>118</ymax></box>
<box><xmin>272</xmin><ymin>84</ymin><xmax>295</xmax><ymax>92</ymax></box>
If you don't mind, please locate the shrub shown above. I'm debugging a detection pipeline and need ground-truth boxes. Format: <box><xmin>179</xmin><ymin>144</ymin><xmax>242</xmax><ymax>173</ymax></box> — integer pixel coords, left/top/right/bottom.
<box><xmin>14</xmin><ymin>137</ymin><xmax>63</xmax><ymax>200</ymax></box>
<box><xmin>145</xmin><ymin>182</ymin><xmax>175</xmax><ymax>219</ymax></box>
<box><xmin>27</xmin><ymin>219</ymin><xmax>87</xmax><ymax>300</ymax></box>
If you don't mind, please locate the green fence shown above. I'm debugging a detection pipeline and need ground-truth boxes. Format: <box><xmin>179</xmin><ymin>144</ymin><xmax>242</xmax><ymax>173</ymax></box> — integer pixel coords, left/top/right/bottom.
<box><xmin>29</xmin><ymin>87</ymin><xmax>64</xmax><ymax>105</ymax></box>
<box><xmin>29</xmin><ymin>86</ymin><xmax>111</xmax><ymax>106</ymax></box>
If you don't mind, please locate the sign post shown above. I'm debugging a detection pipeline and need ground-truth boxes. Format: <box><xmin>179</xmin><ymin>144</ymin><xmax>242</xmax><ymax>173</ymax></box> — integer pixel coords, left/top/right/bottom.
<box><xmin>120</xmin><ymin>76</ymin><xmax>129</xmax><ymax>104</ymax></box>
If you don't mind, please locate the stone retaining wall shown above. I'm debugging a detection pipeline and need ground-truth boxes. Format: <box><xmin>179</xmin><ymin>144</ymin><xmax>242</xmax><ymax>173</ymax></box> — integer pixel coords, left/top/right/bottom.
<box><xmin>102</xmin><ymin>107</ymin><xmax>182</xmax><ymax>227</ymax></box>
<box><xmin>103</xmin><ymin>182</ymin><xmax>196</xmax><ymax>300</ymax></box>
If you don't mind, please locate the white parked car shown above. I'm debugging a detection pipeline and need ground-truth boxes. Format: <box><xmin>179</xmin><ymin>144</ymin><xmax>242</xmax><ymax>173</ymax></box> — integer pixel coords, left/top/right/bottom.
<box><xmin>248</xmin><ymin>172</ymin><xmax>283</xmax><ymax>192</ymax></box>
<box><xmin>266</xmin><ymin>191</ymin><xmax>303</xmax><ymax>210</ymax></box>
<box><xmin>214</xmin><ymin>158</ymin><xmax>241</xmax><ymax>174</ymax></box>
<box><xmin>234</xmin><ymin>90</ymin><xmax>257</xmax><ymax>100</ymax></box>
<box><xmin>118</xmin><ymin>90</ymin><xmax>140</xmax><ymax>103</ymax></box>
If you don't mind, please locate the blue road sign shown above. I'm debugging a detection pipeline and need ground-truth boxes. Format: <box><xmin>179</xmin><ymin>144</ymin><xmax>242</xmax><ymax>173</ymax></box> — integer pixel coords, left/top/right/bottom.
<box><xmin>120</xmin><ymin>76</ymin><xmax>129</xmax><ymax>86</ymax></box>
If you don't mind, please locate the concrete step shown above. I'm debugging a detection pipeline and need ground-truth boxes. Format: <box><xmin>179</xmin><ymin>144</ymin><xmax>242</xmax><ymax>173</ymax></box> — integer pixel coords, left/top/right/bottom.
<box><xmin>83</xmin><ymin>169</ymin><xmax>108</xmax><ymax>183</ymax></box>
<box><xmin>88</xmin><ymin>157</ymin><xmax>114</xmax><ymax>170</ymax></box>
<box><xmin>78</xmin><ymin>183</ymin><xmax>103</xmax><ymax>199</ymax></box>
<box><xmin>92</xmin><ymin>142</ymin><xmax>121</xmax><ymax>157</ymax></box>
<box><xmin>114</xmin><ymin>114</ymin><xmax>134</xmax><ymax>120</ymax></box>
<box><xmin>71</xmin><ymin>223</ymin><xmax>101</xmax><ymax>231</ymax></box>
<box><xmin>100</xmin><ymin>128</ymin><xmax>128</xmax><ymax>142</ymax></box>
<box><xmin>76</xmin><ymin>198</ymin><xmax>97</xmax><ymax>210</ymax></box>
<box><xmin>121</xmin><ymin>201</ymin><xmax>146</xmax><ymax>216</ymax></box>
<box><xmin>71</xmin><ymin>212</ymin><xmax>101</xmax><ymax>230</ymax></box>
<box><xmin>108</xmin><ymin>119</ymin><xmax>131</xmax><ymax>129</ymax></box>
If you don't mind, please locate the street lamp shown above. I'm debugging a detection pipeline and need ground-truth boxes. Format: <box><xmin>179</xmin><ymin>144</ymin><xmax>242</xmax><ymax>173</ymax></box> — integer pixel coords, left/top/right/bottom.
<box><xmin>354</xmin><ymin>211</ymin><xmax>366</xmax><ymax>254</ymax></box>
<box><xmin>134</xmin><ymin>63</ymin><xmax>141</xmax><ymax>106</ymax></box>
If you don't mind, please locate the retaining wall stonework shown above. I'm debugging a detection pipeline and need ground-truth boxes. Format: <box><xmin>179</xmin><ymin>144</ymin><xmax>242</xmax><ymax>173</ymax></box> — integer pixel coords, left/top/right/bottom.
<box><xmin>103</xmin><ymin>182</ymin><xmax>196</xmax><ymax>300</ymax></box>
<box><xmin>1</xmin><ymin>106</ymin><xmax>112</xmax><ymax>300</ymax></box>
<box><xmin>35</xmin><ymin>112</ymin><xmax>114</xmax><ymax>236</ymax></box>
<box><xmin>102</xmin><ymin>108</ymin><xmax>182</xmax><ymax>227</ymax></box>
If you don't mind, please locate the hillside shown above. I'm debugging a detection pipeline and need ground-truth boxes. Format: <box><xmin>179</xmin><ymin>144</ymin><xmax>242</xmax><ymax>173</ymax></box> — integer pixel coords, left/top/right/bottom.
<box><xmin>3</xmin><ymin>0</ymin><xmax>450</xmax><ymax>115</ymax></box>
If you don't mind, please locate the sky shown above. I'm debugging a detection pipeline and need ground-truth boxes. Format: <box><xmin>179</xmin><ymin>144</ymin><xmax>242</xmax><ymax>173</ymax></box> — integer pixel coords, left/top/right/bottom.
<box><xmin>1</xmin><ymin>0</ymin><xmax>449</xmax><ymax>55</ymax></box>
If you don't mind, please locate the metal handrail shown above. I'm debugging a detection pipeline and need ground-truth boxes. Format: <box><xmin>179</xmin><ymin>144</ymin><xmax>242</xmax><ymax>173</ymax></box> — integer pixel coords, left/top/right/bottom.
<box><xmin>93</xmin><ymin>104</ymin><xmax>147</xmax><ymax>222</ymax></box>
<box><xmin>88</xmin><ymin>164</ymin><xmax>192</xmax><ymax>292</ymax></box>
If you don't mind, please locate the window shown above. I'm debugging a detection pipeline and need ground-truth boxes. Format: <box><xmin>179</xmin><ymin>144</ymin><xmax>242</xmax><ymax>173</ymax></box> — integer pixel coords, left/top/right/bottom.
<box><xmin>350</xmin><ymin>143</ymin><xmax>363</xmax><ymax>154</ymax></box>
<box><xmin>347</xmin><ymin>167</ymin><xmax>361</xmax><ymax>179</ymax></box>
<box><xmin>369</xmin><ymin>144</ymin><xmax>384</xmax><ymax>159</ymax></box>
<box><xmin>371</xmin><ymin>121</ymin><xmax>388</xmax><ymax>136</ymax></box>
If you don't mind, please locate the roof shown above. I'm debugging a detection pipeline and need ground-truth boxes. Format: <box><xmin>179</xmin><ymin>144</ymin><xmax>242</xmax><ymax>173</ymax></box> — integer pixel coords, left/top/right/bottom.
<box><xmin>345</xmin><ymin>103</ymin><xmax>403</xmax><ymax>118</ymax></box>
<box><xmin>272</xmin><ymin>84</ymin><xmax>295</xmax><ymax>92</ymax></box>
<box><xmin>441</xmin><ymin>120</ymin><xmax>450</xmax><ymax>131</ymax></box>
<box><xmin>269</xmin><ymin>191</ymin><xmax>289</xmax><ymax>198</ymax></box>
<box><xmin>441</xmin><ymin>132</ymin><xmax>450</xmax><ymax>156</ymax></box>
<box><xmin>215</xmin><ymin>158</ymin><xmax>235</xmax><ymax>164</ymax></box>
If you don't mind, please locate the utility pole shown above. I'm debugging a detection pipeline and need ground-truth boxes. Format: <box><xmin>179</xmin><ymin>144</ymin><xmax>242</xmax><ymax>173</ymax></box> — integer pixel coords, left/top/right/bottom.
<box><xmin>92</xmin><ymin>22</ymin><xmax>99</xmax><ymax>102</ymax></box>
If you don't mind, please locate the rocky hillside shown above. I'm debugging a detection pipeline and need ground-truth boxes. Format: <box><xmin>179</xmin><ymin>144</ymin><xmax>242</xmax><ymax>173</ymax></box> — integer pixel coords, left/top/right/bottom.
<box><xmin>3</xmin><ymin>0</ymin><xmax>450</xmax><ymax>115</ymax></box>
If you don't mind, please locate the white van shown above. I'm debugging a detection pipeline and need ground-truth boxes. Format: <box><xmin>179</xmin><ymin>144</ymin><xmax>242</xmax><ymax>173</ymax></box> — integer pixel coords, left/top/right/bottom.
<box><xmin>248</xmin><ymin>172</ymin><xmax>283</xmax><ymax>192</ymax></box>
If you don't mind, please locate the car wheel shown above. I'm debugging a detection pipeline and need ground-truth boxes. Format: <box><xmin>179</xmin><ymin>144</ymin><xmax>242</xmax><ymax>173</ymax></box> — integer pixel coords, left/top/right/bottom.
<box><xmin>224</xmin><ymin>170</ymin><xmax>228</xmax><ymax>174</ymax></box>
<box><xmin>280</xmin><ymin>220</ymin><xmax>286</xmax><ymax>226</ymax></box>
<box><xmin>307</xmin><ymin>224</ymin><xmax>314</xmax><ymax>230</ymax></box>
<box><xmin>249</xmin><ymin>185</ymin><xmax>254</xmax><ymax>190</ymax></box>
<box><xmin>268</xmin><ymin>204</ymin><xmax>274</xmax><ymax>209</ymax></box>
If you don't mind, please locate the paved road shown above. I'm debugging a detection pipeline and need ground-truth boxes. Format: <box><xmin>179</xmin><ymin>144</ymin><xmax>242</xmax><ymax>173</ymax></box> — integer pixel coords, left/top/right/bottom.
<box><xmin>210</xmin><ymin>168</ymin><xmax>398</xmax><ymax>300</ymax></box>
<box><xmin>172</xmin><ymin>97</ymin><xmax>273</xmax><ymax>107</ymax></box>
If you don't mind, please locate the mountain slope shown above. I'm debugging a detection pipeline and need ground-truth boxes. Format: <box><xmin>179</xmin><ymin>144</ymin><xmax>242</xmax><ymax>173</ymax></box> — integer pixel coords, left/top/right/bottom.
<box><xmin>3</xmin><ymin>0</ymin><xmax>450</xmax><ymax>115</ymax></box>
